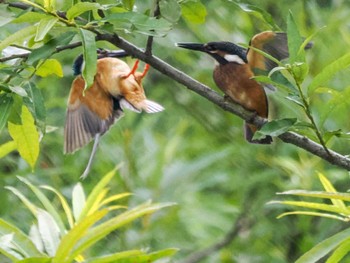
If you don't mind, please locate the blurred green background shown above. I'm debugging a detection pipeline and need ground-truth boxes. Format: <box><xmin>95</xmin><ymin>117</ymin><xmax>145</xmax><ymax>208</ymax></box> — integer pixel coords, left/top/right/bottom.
<box><xmin>2</xmin><ymin>0</ymin><xmax>350</xmax><ymax>262</ymax></box>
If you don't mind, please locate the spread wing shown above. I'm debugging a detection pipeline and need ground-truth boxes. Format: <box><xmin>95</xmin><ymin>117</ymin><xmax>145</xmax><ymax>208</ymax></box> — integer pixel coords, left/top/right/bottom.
<box><xmin>64</xmin><ymin>76</ymin><xmax>123</xmax><ymax>154</ymax></box>
<box><xmin>247</xmin><ymin>31</ymin><xmax>290</xmax><ymax>72</ymax></box>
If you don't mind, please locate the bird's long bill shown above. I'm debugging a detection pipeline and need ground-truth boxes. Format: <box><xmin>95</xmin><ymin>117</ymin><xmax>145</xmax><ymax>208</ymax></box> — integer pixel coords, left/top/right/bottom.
<box><xmin>176</xmin><ymin>43</ymin><xmax>206</xmax><ymax>52</ymax></box>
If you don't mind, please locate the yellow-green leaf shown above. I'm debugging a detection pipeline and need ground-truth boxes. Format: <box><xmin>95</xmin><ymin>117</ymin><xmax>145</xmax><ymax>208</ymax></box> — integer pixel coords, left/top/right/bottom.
<box><xmin>8</xmin><ymin>105</ymin><xmax>39</xmax><ymax>170</ymax></box>
<box><xmin>0</xmin><ymin>141</ymin><xmax>17</xmax><ymax>159</ymax></box>
<box><xmin>0</xmin><ymin>26</ymin><xmax>37</xmax><ymax>51</ymax></box>
<box><xmin>318</xmin><ymin>172</ymin><xmax>347</xmax><ymax>210</ymax></box>
<box><xmin>36</xmin><ymin>59</ymin><xmax>63</xmax><ymax>77</ymax></box>
<box><xmin>35</xmin><ymin>17</ymin><xmax>58</xmax><ymax>42</ymax></box>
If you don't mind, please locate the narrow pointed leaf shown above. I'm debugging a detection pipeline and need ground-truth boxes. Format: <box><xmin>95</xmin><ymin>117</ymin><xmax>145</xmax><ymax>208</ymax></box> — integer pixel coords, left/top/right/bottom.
<box><xmin>78</xmin><ymin>28</ymin><xmax>97</xmax><ymax>90</ymax></box>
<box><xmin>40</xmin><ymin>185</ymin><xmax>74</xmax><ymax>228</ymax></box>
<box><xmin>296</xmin><ymin>227</ymin><xmax>350</xmax><ymax>263</ymax></box>
<box><xmin>78</xmin><ymin>167</ymin><xmax>118</xmax><ymax>222</ymax></box>
<box><xmin>72</xmin><ymin>183</ymin><xmax>86</xmax><ymax>222</ymax></box>
<box><xmin>5</xmin><ymin>186</ymin><xmax>38</xmax><ymax>216</ymax></box>
<box><xmin>318</xmin><ymin>173</ymin><xmax>346</xmax><ymax>210</ymax></box>
<box><xmin>276</xmin><ymin>211</ymin><xmax>347</xmax><ymax>221</ymax></box>
<box><xmin>8</xmin><ymin>105</ymin><xmax>39</xmax><ymax>170</ymax></box>
<box><xmin>18</xmin><ymin>177</ymin><xmax>66</xmax><ymax>233</ymax></box>
<box><xmin>287</xmin><ymin>11</ymin><xmax>303</xmax><ymax>63</ymax></box>
<box><xmin>66</xmin><ymin>2</ymin><xmax>102</xmax><ymax>20</ymax></box>
<box><xmin>0</xmin><ymin>218</ymin><xmax>43</xmax><ymax>257</ymax></box>
<box><xmin>0</xmin><ymin>26</ymin><xmax>37</xmax><ymax>51</ymax></box>
<box><xmin>0</xmin><ymin>141</ymin><xmax>17</xmax><ymax>159</ymax></box>
<box><xmin>37</xmin><ymin>209</ymin><xmax>60</xmax><ymax>257</ymax></box>
<box><xmin>35</xmin><ymin>17</ymin><xmax>58</xmax><ymax>42</ymax></box>
<box><xmin>277</xmin><ymin>190</ymin><xmax>350</xmax><ymax>202</ymax></box>
<box><xmin>0</xmin><ymin>93</ymin><xmax>13</xmax><ymax>132</ymax></box>
<box><xmin>85</xmin><ymin>250</ymin><xmax>144</xmax><ymax>263</ymax></box>
<box><xmin>53</xmin><ymin>209</ymin><xmax>108</xmax><ymax>263</ymax></box>
<box><xmin>326</xmin><ymin>238</ymin><xmax>350</xmax><ymax>263</ymax></box>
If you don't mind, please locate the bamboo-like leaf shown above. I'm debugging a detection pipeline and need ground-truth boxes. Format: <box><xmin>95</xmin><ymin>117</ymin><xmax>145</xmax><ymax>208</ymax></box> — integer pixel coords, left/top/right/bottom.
<box><xmin>276</xmin><ymin>211</ymin><xmax>348</xmax><ymax>221</ymax></box>
<box><xmin>277</xmin><ymin>190</ymin><xmax>350</xmax><ymax>202</ymax></box>
<box><xmin>37</xmin><ymin>209</ymin><xmax>60</xmax><ymax>257</ymax></box>
<box><xmin>86</xmin><ymin>188</ymin><xmax>109</xmax><ymax>216</ymax></box>
<box><xmin>77</xmin><ymin>167</ymin><xmax>118</xmax><ymax>223</ymax></box>
<box><xmin>326</xmin><ymin>238</ymin><xmax>350</xmax><ymax>263</ymax></box>
<box><xmin>35</xmin><ymin>17</ymin><xmax>58</xmax><ymax>42</ymax></box>
<box><xmin>318</xmin><ymin>172</ymin><xmax>347</xmax><ymax>210</ymax></box>
<box><xmin>5</xmin><ymin>186</ymin><xmax>38</xmax><ymax>217</ymax></box>
<box><xmin>8</xmin><ymin>105</ymin><xmax>40</xmax><ymax>170</ymax></box>
<box><xmin>0</xmin><ymin>93</ymin><xmax>13</xmax><ymax>132</ymax></box>
<box><xmin>296</xmin><ymin>227</ymin><xmax>350</xmax><ymax>263</ymax></box>
<box><xmin>52</xmin><ymin>209</ymin><xmax>108</xmax><ymax>263</ymax></box>
<box><xmin>78</xmin><ymin>28</ymin><xmax>97</xmax><ymax>90</ymax></box>
<box><xmin>99</xmin><ymin>193</ymin><xmax>131</xmax><ymax>207</ymax></box>
<box><xmin>18</xmin><ymin>177</ymin><xmax>66</xmax><ymax>234</ymax></box>
<box><xmin>85</xmin><ymin>250</ymin><xmax>144</xmax><ymax>263</ymax></box>
<box><xmin>17</xmin><ymin>258</ymin><xmax>52</xmax><ymax>263</ymax></box>
<box><xmin>287</xmin><ymin>11</ymin><xmax>304</xmax><ymax>63</ymax></box>
<box><xmin>270</xmin><ymin>200</ymin><xmax>350</xmax><ymax>215</ymax></box>
<box><xmin>0</xmin><ymin>218</ymin><xmax>44</xmax><ymax>258</ymax></box>
<box><xmin>0</xmin><ymin>141</ymin><xmax>17</xmax><ymax>159</ymax></box>
<box><xmin>0</xmin><ymin>25</ymin><xmax>37</xmax><ymax>51</ymax></box>
<box><xmin>72</xmin><ymin>183</ymin><xmax>86</xmax><ymax>222</ymax></box>
<box><xmin>308</xmin><ymin>52</ymin><xmax>350</xmax><ymax>95</ymax></box>
<box><xmin>69</xmin><ymin>202</ymin><xmax>175</xmax><ymax>261</ymax></box>
<box><xmin>40</xmin><ymin>186</ymin><xmax>74</xmax><ymax>228</ymax></box>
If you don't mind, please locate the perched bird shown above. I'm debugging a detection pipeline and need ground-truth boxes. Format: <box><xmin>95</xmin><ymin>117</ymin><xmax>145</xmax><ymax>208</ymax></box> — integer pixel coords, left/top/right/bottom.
<box><xmin>177</xmin><ymin>31</ymin><xmax>312</xmax><ymax>144</ymax></box>
<box><xmin>65</xmin><ymin>51</ymin><xmax>164</xmax><ymax>178</ymax></box>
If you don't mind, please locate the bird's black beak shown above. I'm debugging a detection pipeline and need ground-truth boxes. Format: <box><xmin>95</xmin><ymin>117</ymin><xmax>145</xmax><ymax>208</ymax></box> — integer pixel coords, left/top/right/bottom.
<box><xmin>176</xmin><ymin>43</ymin><xmax>207</xmax><ymax>53</ymax></box>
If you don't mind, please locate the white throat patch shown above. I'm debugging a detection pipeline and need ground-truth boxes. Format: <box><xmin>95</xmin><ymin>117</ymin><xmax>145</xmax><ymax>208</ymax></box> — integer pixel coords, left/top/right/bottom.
<box><xmin>224</xmin><ymin>54</ymin><xmax>245</xmax><ymax>64</ymax></box>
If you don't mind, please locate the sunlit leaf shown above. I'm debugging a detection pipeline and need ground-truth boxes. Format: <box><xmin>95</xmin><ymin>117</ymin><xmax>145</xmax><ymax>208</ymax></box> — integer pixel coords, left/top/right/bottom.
<box><xmin>276</xmin><ymin>211</ymin><xmax>347</xmax><ymax>221</ymax></box>
<box><xmin>181</xmin><ymin>0</ymin><xmax>207</xmax><ymax>24</ymax></box>
<box><xmin>52</xmin><ymin>209</ymin><xmax>108</xmax><ymax>263</ymax></box>
<box><xmin>36</xmin><ymin>59</ymin><xmax>63</xmax><ymax>77</ymax></box>
<box><xmin>296</xmin><ymin>227</ymin><xmax>350</xmax><ymax>263</ymax></box>
<box><xmin>326</xmin><ymin>238</ymin><xmax>350</xmax><ymax>263</ymax></box>
<box><xmin>8</xmin><ymin>105</ymin><xmax>40</xmax><ymax>170</ymax></box>
<box><xmin>12</xmin><ymin>12</ymin><xmax>49</xmax><ymax>24</ymax></box>
<box><xmin>78</xmin><ymin>28</ymin><xmax>97</xmax><ymax>90</ymax></box>
<box><xmin>0</xmin><ymin>141</ymin><xmax>16</xmax><ymax>158</ymax></box>
<box><xmin>34</xmin><ymin>17</ymin><xmax>58</xmax><ymax>42</ymax></box>
<box><xmin>318</xmin><ymin>173</ymin><xmax>346</xmax><ymax>210</ymax></box>
<box><xmin>277</xmin><ymin>190</ymin><xmax>350</xmax><ymax>202</ymax></box>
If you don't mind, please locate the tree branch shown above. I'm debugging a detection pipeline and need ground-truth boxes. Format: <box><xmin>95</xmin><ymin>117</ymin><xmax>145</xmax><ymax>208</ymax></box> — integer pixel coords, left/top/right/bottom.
<box><xmin>96</xmin><ymin>33</ymin><xmax>350</xmax><ymax>171</ymax></box>
<box><xmin>145</xmin><ymin>0</ymin><xmax>161</xmax><ymax>56</ymax></box>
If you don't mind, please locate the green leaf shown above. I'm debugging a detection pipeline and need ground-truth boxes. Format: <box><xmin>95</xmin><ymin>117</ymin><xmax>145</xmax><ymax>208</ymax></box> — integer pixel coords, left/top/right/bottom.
<box><xmin>72</xmin><ymin>183</ymin><xmax>86</xmax><ymax>222</ymax></box>
<box><xmin>0</xmin><ymin>4</ymin><xmax>15</xmax><ymax>26</ymax></box>
<box><xmin>40</xmin><ymin>185</ymin><xmax>74</xmax><ymax>228</ymax></box>
<box><xmin>78</xmin><ymin>28</ymin><xmax>97</xmax><ymax>90</ymax></box>
<box><xmin>36</xmin><ymin>59</ymin><xmax>63</xmax><ymax>77</ymax></box>
<box><xmin>0</xmin><ymin>93</ymin><xmax>13</xmax><ymax>132</ymax></box>
<box><xmin>276</xmin><ymin>211</ymin><xmax>347</xmax><ymax>221</ymax></box>
<box><xmin>287</xmin><ymin>11</ymin><xmax>304</xmax><ymax>64</ymax></box>
<box><xmin>8</xmin><ymin>105</ymin><xmax>40</xmax><ymax>170</ymax></box>
<box><xmin>18</xmin><ymin>177</ymin><xmax>66</xmax><ymax>234</ymax></box>
<box><xmin>28</xmin><ymin>31</ymin><xmax>75</xmax><ymax>64</ymax></box>
<box><xmin>181</xmin><ymin>1</ymin><xmax>207</xmax><ymax>24</ymax></box>
<box><xmin>35</xmin><ymin>17</ymin><xmax>58</xmax><ymax>42</ymax></box>
<box><xmin>5</xmin><ymin>186</ymin><xmax>38</xmax><ymax>217</ymax></box>
<box><xmin>37</xmin><ymin>209</ymin><xmax>60</xmax><ymax>257</ymax></box>
<box><xmin>0</xmin><ymin>141</ymin><xmax>17</xmax><ymax>158</ymax></box>
<box><xmin>254</xmin><ymin>118</ymin><xmax>297</xmax><ymax>139</ymax></box>
<box><xmin>0</xmin><ymin>25</ymin><xmax>37</xmax><ymax>51</ymax></box>
<box><xmin>308</xmin><ymin>52</ymin><xmax>350</xmax><ymax>95</ymax></box>
<box><xmin>85</xmin><ymin>250</ymin><xmax>144</xmax><ymax>263</ymax></box>
<box><xmin>17</xmin><ymin>258</ymin><xmax>52</xmax><ymax>263</ymax></box>
<box><xmin>318</xmin><ymin>173</ymin><xmax>347</xmax><ymax>210</ymax></box>
<box><xmin>69</xmin><ymin>202</ymin><xmax>175</xmax><ymax>262</ymax></box>
<box><xmin>296</xmin><ymin>227</ymin><xmax>350</xmax><ymax>263</ymax></box>
<box><xmin>23</xmin><ymin>82</ymin><xmax>46</xmax><ymax>133</ymax></box>
<box><xmin>122</xmin><ymin>0</ymin><xmax>135</xmax><ymax>11</ymax></box>
<box><xmin>326</xmin><ymin>238</ymin><xmax>350</xmax><ymax>263</ymax></box>
<box><xmin>234</xmin><ymin>3</ymin><xmax>280</xmax><ymax>30</ymax></box>
<box><xmin>0</xmin><ymin>218</ymin><xmax>44</xmax><ymax>258</ymax></box>
<box><xmin>277</xmin><ymin>190</ymin><xmax>350</xmax><ymax>202</ymax></box>
<box><xmin>52</xmin><ymin>209</ymin><xmax>108</xmax><ymax>263</ymax></box>
<box><xmin>9</xmin><ymin>86</ymin><xmax>28</xmax><ymax>97</ymax></box>
<box><xmin>12</xmin><ymin>12</ymin><xmax>49</xmax><ymax>24</ymax></box>
<box><xmin>291</xmin><ymin>62</ymin><xmax>309</xmax><ymax>83</ymax></box>
<box><xmin>159</xmin><ymin>0</ymin><xmax>181</xmax><ymax>23</ymax></box>
<box><xmin>66</xmin><ymin>2</ymin><xmax>102</xmax><ymax>20</ymax></box>
<box><xmin>77</xmin><ymin>168</ymin><xmax>118</xmax><ymax>223</ymax></box>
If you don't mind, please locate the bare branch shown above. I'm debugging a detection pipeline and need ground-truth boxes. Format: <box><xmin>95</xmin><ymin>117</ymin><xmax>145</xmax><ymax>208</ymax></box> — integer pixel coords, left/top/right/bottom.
<box><xmin>97</xmin><ymin>33</ymin><xmax>350</xmax><ymax>171</ymax></box>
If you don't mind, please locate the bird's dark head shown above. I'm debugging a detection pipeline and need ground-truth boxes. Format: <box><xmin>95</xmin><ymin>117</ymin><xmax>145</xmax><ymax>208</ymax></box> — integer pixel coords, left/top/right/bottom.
<box><xmin>176</xmin><ymin>41</ymin><xmax>248</xmax><ymax>65</ymax></box>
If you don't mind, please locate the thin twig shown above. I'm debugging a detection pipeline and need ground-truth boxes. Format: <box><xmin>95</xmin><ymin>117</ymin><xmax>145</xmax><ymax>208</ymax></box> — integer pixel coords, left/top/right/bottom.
<box><xmin>145</xmin><ymin>0</ymin><xmax>160</xmax><ymax>56</ymax></box>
